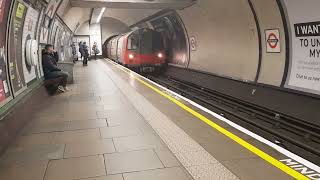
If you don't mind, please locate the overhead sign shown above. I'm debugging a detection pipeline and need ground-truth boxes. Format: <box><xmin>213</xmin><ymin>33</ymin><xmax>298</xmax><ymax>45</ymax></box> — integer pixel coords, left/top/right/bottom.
<box><xmin>190</xmin><ymin>36</ymin><xmax>197</xmax><ymax>51</ymax></box>
<box><xmin>16</xmin><ymin>3</ymin><xmax>25</xmax><ymax>19</ymax></box>
<box><xmin>265</xmin><ymin>29</ymin><xmax>280</xmax><ymax>53</ymax></box>
<box><xmin>282</xmin><ymin>0</ymin><xmax>320</xmax><ymax>95</ymax></box>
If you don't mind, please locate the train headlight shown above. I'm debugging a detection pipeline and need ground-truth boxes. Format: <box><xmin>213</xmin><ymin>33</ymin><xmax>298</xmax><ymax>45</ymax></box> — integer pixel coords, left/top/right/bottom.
<box><xmin>157</xmin><ymin>53</ymin><xmax>163</xmax><ymax>58</ymax></box>
<box><xmin>128</xmin><ymin>54</ymin><xmax>134</xmax><ymax>59</ymax></box>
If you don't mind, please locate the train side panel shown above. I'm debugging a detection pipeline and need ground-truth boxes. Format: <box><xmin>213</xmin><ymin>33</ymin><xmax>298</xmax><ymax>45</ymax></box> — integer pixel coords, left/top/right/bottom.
<box><xmin>117</xmin><ymin>36</ymin><xmax>126</xmax><ymax>64</ymax></box>
<box><xmin>111</xmin><ymin>38</ymin><xmax>117</xmax><ymax>61</ymax></box>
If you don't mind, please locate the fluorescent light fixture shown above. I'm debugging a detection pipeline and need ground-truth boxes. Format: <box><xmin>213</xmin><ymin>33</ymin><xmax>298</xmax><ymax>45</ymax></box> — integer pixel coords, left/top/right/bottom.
<box><xmin>96</xmin><ymin>7</ymin><xmax>106</xmax><ymax>23</ymax></box>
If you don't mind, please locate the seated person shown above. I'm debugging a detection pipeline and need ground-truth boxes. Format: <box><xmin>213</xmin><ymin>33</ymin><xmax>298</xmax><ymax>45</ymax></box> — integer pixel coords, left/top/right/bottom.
<box><xmin>42</xmin><ymin>44</ymin><xmax>69</xmax><ymax>93</ymax></box>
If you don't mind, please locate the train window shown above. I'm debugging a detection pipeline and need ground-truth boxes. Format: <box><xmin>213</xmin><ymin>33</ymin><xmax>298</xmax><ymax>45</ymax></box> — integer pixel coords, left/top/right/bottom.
<box><xmin>152</xmin><ymin>32</ymin><xmax>164</xmax><ymax>51</ymax></box>
<box><xmin>140</xmin><ymin>30</ymin><xmax>164</xmax><ymax>54</ymax></box>
<box><xmin>140</xmin><ymin>31</ymin><xmax>153</xmax><ymax>54</ymax></box>
<box><xmin>127</xmin><ymin>34</ymin><xmax>139</xmax><ymax>51</ymax></box>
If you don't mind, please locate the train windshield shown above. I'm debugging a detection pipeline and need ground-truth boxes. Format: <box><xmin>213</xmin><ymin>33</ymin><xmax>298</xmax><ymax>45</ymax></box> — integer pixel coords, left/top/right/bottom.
<box><xmin>140</xmin><ymin>30</ymin><xmax>164</xmax><ymax>54</ymax></box>
<box><xmin>127</xmin><ymin>32</ymin><xmax>139</xmax><ymax>51</ymax></box>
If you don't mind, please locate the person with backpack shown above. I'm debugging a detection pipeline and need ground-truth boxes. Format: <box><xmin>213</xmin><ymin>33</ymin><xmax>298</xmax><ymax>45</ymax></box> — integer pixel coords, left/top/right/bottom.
<box><xmin>83</xmin><ymin>42</ymin><xmax>89</xmax><ymax>66</ymax></box>
<box><xmin>71</xmin><ymin>42</ymin><xmax>78</xmax><ymax>63</ymax></box>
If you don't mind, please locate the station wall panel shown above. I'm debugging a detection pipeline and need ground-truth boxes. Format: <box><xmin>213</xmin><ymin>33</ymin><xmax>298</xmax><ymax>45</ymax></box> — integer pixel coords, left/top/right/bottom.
<box><xmin>251</xmin><ymin>0</ymin><xmax>287</xmax><ymax>86</ymax></box>
<box><xmin>0</xmin><ymin>0</ymin><xmax>14</xmax><ymax>105</ymax></box>
<box><xmin>0</xmin><ymin>0</ymin><xmax>74</xmax><ymax>111</ymax></box>
<box><xmin>177</xmin><ymin>0</ymin><xmax>259</xmax><ymax>82</ymax></box>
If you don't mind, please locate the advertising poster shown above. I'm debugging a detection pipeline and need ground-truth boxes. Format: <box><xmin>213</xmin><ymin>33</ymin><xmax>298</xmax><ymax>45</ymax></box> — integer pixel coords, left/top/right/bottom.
<box><xmin>9</xmin><ymin>2</ymin><xmax>27</xmax><ymax>94</ymax></box>
<box><xmin>39</xmin><ymin>27</ymin><xmax>49</xmax><ymax>44</ymax></box>
<box><xmin>49</xmin><ymin>20</ymin><xmax>58</xmax><ymax>45</ymax></box>
<box><xmin>38</xmin><ymin>9</ymin><xmax>48</xmax><ymax>45</ymax></box>
<box><xmin>54</xmin><ymin>27</ymin><xmax>61</xmax><ymax>49</ymax></box>
<box><xmin>0</xmin><ymin>0</ymin><xmax>12</xmax><ymax>101</ymax></box>
<box><xmin>283</xmin><ymin>0</ymin><xmax>320</xmax><ymax>95</ymax></box>
<box><xmin>64</xmin><ymin>31</ymin><xmax>72</xmax><ymax>61</ymax></box>
<box><xmin>36</xmin><ymin>8</ymin><xmax>45</xmax><ymax>77</ymax></box>
<box><xmin>22</xmin><ymin>6</ymin><xmax>39</xmax><ymax>83</ymax></box>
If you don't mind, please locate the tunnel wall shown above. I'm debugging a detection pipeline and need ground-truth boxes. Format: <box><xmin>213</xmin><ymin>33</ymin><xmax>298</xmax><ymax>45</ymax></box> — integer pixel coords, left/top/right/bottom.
<box><xmin>177</xmin><ymin>0</ymin><xmax>260</xmax><ymax>82</ymax></box>
<box><xmin>250</xmin><ymin>0</ymin><xmax>286</xmax><ymax>86</ymax></box>
<box><xmin>61</xmin><ymin>7</ymin><xmax>91</xmax><ymax>32</ymax></box>
<box><xmin>100</xmin><ymin>17</ymin><xmax>130</xmax><ymax>44</ymax></box>
<box><xmin>177</xmin><ymin>0</ymin><xmax>320</xmax><ymax>97</ymax></box>
<box><xmin>131</xmin><ymin>0</ymin><xmax>320</xmax><ymax>97</ymax></box>
<box><xmin>74</xmin><ymin>21</ymin><xmax>102</xmax><ymax>55</ymax></box>
<box><xmin>177</xmin><ymin>0</ymin><xmax>287</xmax><ymax>86</ymax></box>
<box><xmin>127</xmin><ymin>0</ymin><xmax>320</xmax><ymax>124</ymax></box>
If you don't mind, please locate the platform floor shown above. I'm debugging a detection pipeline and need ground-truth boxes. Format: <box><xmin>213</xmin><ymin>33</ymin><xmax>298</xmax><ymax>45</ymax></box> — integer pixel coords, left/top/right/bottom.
<box><xmin>0</xmin><ymin>59</ymin><xmax>296</xmax><ymax>180</ymax></box>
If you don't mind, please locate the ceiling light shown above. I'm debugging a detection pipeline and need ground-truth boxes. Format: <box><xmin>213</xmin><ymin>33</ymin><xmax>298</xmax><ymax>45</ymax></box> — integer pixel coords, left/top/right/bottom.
<box><xmin>96</xmin><ymin>8</ymin><xmax>106</xmax><ymax>23</ymax></box>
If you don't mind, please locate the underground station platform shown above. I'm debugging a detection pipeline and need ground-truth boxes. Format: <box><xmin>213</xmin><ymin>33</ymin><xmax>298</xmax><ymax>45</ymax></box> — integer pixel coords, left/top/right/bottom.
<box><xmin>0</xmin><ymin>59</ymin><xmax>318</xmax><ymax>180</ymax></box>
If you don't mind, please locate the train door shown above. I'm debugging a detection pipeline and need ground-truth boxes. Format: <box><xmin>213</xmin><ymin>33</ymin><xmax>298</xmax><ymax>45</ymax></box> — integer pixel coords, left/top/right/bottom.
<box><xmin>127</xmin><ymin>31</ymin><xmax>140</xmax><ymax>56</ymax></box>
<box><xmin>110</xmin><ymin>38</ymin><xmax>117</xmax><ymax>60</ymax></box>
<box><xmin>139</xmin><ymin>30</ymin><xmax>150</xmax><ymax>58</ymax></box>
<box><xmin>117</xmin><ymin>36</ymin><xmax>124</xmax><ymax>63</ymax></box>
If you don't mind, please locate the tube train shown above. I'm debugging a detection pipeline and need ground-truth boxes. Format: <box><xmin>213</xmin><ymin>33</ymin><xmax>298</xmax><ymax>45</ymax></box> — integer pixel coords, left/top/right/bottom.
<box><xmin>106</xmin><ymin>28</ymin><xmax>166</xmax><ymax>72</ymax></box>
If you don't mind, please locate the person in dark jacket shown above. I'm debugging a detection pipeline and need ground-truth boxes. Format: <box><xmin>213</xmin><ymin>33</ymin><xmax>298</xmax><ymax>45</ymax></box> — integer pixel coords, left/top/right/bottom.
<box><xmin>71</xmin><ymin>42</ymin><xmax>78</xmax><ymax>63</ymax></box>
<box><xmin>82</xmin><ymin>42</ymin><xmax>89</xmax><ymax>66</ymax></box>
<box><xmin>52</xmin><ymin>50</ymin><xmax>59</xmax><ymax>64</ymax></box>
<box><xmin>42</xmin><ymin>44</ymin><xmax>69</xmax><ymax>93</ymax></box>
<box><xmin>79</xmin><ymin>41</ymin><xmax>84</xmax><ymax>60</ymax></box>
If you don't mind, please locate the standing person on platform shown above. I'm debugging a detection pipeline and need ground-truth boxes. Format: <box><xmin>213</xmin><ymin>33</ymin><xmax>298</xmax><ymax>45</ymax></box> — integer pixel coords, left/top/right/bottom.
<box><xmin>71</xmin><ymin>42</ymin><xmax>77</xmax><ymax>63</ymax></box>
<box><xmin>83</xmin><ymin>42</ymin><xmax>89</xmax><ymax>66</ymax></box>
<box><xmin>92</xmin><ymin>42</ymin><xmax>100</xmax><ymax>60</ymax></box>
<box><xmin>42</xmin><ymin>44</ymin><xmax>69</xmax><ymax>93</ymax></box>
<box><xmin>79</xmin><ymin>41</ymin><xmax>84</xmax><ymax>60</ymax></box>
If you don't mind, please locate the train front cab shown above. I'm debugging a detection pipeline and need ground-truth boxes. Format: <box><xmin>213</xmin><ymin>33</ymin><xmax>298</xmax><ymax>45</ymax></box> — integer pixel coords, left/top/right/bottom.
<box><xmin>120</xmin><ymin>29</ymin><xmax>166</xmax><ymax>72</ymax></box>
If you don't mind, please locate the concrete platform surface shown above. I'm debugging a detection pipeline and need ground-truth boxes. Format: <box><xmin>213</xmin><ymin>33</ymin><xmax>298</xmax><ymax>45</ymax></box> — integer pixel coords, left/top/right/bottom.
<box><xmin>0</xmin><ymin>59</ymin><xmax>296</xmax><ymax>180</ymax></box>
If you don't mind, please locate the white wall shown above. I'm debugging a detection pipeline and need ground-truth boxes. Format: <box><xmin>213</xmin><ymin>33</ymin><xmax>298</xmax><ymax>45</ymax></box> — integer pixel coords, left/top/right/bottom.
<box><xmin>75</xmin><ymin>21</ymin><xmax>103</xmax><ymax>55</ymax></box>
<box><xmin>100</xmin><ymin>17</ymin><xmax>130</xmax><ymax>44</ymax></box>
<box><xmin>251</xmin><ymin>0</ymin><xmax>286</xmax><ymax>86</ymax></box>
<box><xmin>178</xmin><ymin>0</ymin><xmax>259</xmax><ymax>82</ymax></box>
<box><xmin>103</xmin><ymin>8</ymin><xmax>160</xmax><ymax>26</ymax></box>
<box><xmin>176</xmin><ymin>0</ymin><xmax>286</xmax><ymax>85</ymax></box>
<box><xmin>56</xmin><ymin>0</ymin><xmax>71</xmax><ymax>17</ymax></box>
<box><xmin>89</xmin><ymin>23</ymin><xmax>102</xmax><ymax>55</ymax></box>
<box><xmin>62</xmin><ymin>7</ymin><xmax>91</xmax><ymax>32</ymax></box>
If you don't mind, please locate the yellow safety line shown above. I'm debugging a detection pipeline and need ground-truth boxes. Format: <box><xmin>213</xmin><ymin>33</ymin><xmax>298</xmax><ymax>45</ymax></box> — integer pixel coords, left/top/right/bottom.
<box><xmin>108</xmin><ymin>60</ymin><xmax>309</xmax><ymax>180</ymax></box>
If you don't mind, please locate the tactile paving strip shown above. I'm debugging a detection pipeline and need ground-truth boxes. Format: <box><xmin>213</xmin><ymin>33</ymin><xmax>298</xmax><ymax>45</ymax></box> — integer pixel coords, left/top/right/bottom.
<box><xmin>102</xmin><ymin>63</ymin><xmax>239</xmax><ymax>180</ymax></box>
